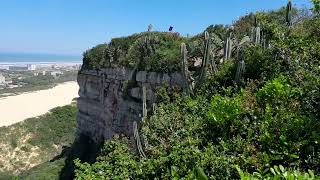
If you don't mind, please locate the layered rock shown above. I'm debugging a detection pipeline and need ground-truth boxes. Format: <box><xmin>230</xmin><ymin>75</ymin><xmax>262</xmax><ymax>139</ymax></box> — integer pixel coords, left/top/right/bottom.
<box><xmin>76</xmin><ymin>67</ymin><xmax>184</xmax><ymax>142</ymax></box>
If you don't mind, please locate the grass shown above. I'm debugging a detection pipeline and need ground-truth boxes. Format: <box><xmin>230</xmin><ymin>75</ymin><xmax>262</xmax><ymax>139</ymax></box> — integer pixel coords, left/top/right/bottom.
<box><xmin>0</xmin><ymin>103</ymin><xmax>78</xmax><ymax>175</ymax></box>
<box><xmin>19</xmin><ymin>158</ymin><xmax>66</xmax><ymax>180</ymax></box>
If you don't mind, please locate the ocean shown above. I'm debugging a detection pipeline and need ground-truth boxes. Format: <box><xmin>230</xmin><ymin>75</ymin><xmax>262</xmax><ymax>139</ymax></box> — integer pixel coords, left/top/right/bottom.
<box><xmin>0</xmin><ymin>52</ymin><xmax>82</xmax><ymax>64</ymax></box>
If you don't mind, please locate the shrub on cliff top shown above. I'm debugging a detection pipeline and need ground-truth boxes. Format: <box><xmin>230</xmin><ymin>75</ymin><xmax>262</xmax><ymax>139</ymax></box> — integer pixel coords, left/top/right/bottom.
<box><xmin>82</xmin><ymin>32</ymin><xmax>187</xmax><ymax>72</ymax></box>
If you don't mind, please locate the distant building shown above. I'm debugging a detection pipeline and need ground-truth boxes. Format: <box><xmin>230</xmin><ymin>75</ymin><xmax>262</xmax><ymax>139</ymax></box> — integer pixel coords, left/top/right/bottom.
<box><xmin>0</xmin><ymin>74</ymin><xmax>5</xmax><ymax>84</ymax></box>
<box><xmin>50</xmin><ymin>71</ymin><xmax>63</xmax><ymax>78</ymax></box>
<box><xmin>8</xmin><ymin>64</ymin><xmax>36</xmax><ymax>71</ymax></box>
<box><xmin>42</xmin><ymin>71</ymin><xmax>46</xmax><ymax>76</ymax></box>
<box><xmin>0</xmin><ymin>66</ymin><xmax>9</xmax><ymax>70</ymax></box>
<box><xmin>27</xmin><ymin>64</ymin><xmax>36</xmax><ymax>71</ymax></box>
<box><xmin>51</xmin><ymin>64</ymin><xmax>58</xmax><ymax>69</ymax></box>
<box><xmin>5</xmin><ymin>79</ymin><xmax>13</xmax><ymax>84</ymax></box>
<box><xmin>9</xmin><ymin>66</ymin><xmax>28</xmax><ymax>71</ymax></box>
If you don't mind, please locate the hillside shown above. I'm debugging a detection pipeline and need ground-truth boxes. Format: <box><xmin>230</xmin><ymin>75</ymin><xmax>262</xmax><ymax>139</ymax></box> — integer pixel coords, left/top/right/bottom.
<box><xmin>74</xmin><ymin>2</ymin><xmax>320</xmax><ymax>180</ymax></box>
<box><xmin>0</xmin><ymin>103</ymin><xmax>77</xmax><ymax>179</ymax></box>
<box><xmin>2</xmin><ymin>1</ymin><xmax>319</xmax><ymax>180</ymax></box>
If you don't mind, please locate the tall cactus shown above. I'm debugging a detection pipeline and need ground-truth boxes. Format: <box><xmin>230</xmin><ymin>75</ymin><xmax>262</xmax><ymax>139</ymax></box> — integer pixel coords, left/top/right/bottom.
<box><xmin>133</xmin><ymin>121</ymin><xmax>146</xmax><ymax>158</ymax></box>
<box><xmin>286</xmin><ymin>0</ymin><xmax>292</xmax><ymax>27</ymax></box>
<box><xmin>224</xmin><ymin>27</ymin><xmax>233</xmax><ymax>60</ymax></box>
<box><xmin>261</xmin><ymin>29</ymin><xmax>266</xmax><ymax>48</ymax></box>
<box><xmin>147</xmin><ymin>24</ymin><xmax>153</xmax><ymax>32</ymax></box>
<box><xmin>209</xmin><ymin>51</ymin><xmax>217</xmax><ymax>74</ymax></box>
<box><xmin>100</xmin><ymin>74</ymin><xmax>105</xmax><ymax>105</ymax></box>
<box><xmin>227</xmin><ymin>28</ymin><xmax>233</xmax><ymax>59</ymax></box>
<box><xmin>199</xmin><ymin>31</ymin><xmax>211</xmax><ymax>84</ymax></box>
<box><xmin>251</xmin><ymin>16</ymin><xmax>261</xmax><ymax>45</ymax></box>
<box><xmin>180</xmin><ymin>43</ymin><xmax>194</xmax><ymax>95</ymax></box>
<box><xmin>133</xmin><ymin>86</ymin><xmax>148</xmax><ymax>158</ymax></box>
<box><xmin>142</xmin><ymin>86</ymin><xmax>147</xmax><ymax>118</ymax></box>
<box><xmin>255</xmin><ymin>24</ymin><xmax>261</xmax><ymax>45</ymax></box>
<box><xmin>235</xmin><ymin>49</ymin><xmax>246</xmax><ymax>84</ymax></box>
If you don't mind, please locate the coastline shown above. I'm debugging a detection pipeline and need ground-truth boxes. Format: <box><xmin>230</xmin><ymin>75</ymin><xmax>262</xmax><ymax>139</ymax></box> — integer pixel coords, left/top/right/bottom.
<box><xmin>0</xmin><ymin>82</ymin><xmax>68</xmax><ymax>98</ymax></box>
<box><xmin>0</xmin><ymin>61</ymin><xmax>81</xmax><ymax>65</ymax></box>
<box><xmin>0</xmin><ymin>81</ymin><xmax>79</xmax><ymax>127</ymax></box>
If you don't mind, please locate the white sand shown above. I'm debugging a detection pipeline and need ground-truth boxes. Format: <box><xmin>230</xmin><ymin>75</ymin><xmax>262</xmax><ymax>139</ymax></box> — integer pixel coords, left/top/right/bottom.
<box><xmin>0</xmin><ymin>81</ymin><xmax>79</xmax><ymax>127</ymax></box>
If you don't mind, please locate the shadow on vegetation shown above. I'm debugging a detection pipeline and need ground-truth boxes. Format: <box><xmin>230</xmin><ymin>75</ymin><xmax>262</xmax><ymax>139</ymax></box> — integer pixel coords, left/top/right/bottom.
<box><xmin>59</xmin><ymin>133</ymin><xmax>103</xmax><ymax>180</ymax></box>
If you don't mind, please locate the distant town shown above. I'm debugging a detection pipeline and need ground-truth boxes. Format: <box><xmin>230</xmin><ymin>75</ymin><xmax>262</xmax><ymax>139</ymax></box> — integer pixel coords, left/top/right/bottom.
<box><xmin>0</xmin><ymin>63</ymin><xmax>81</xmax><ymax>93</ymax></box>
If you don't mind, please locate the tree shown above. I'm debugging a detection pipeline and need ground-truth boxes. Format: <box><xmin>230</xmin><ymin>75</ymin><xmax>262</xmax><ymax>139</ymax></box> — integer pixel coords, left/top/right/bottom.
<box><xmin>311</xmin><ymin>0</ymin><xmax>320</xmax><ymax>14</ymax></box>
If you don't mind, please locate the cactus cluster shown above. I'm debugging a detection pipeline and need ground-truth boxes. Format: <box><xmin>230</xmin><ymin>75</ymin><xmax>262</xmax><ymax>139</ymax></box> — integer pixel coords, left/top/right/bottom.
<box><xmin>178</xmin><ymin>3</ymin><xmax>297</xmax><ymax>94</ymax></box>
<box><xmin>180</xmin><ymin>31</ymin><xmax>222</xmax><ymax>94</ymax></box>
<box><xmin>140</xmin><ymin>35</ymin><xmax>157</xmax><ymax>57</ymax></box>
<box><xmin>250</xmin><ymin>16</ymin><xmax>271</xmax><ymax>49</ymax></box>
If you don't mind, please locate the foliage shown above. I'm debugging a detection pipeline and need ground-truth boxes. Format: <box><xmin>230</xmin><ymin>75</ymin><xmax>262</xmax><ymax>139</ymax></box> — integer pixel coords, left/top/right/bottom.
<box><xmin>74</xmin><ymin>138</ymin><xmax>138</xmax><ymax>180</ymax></box>
<box><xmin>0</xmin><ymin>104</ymin><xmax>77</xmax><ymax>175</ymax></box>
<box><xmin>19</xmin><ymin>158</ymin><xmax>66</xmax><ymax>180</ymax></box>
<box><xmin>21</xmin><ymin>105</ymin><xmax>77</xmax><ymax>148</ymax></box>
<box><xmin>311</xmin><ymin>0</ymin><xmax>320</xmax><ymax>14</ymax></box>
<box><xmin>82</xmin><ymin>32</ymin><xmax>187</xmax><ymax>72</ymax></box>
<box><xmin>75</xmin><ymin>5</ymin><xmax>320</xmax><ymax>180</ymax></box>
<box><xmin>236</xmin><ymin>165</ymin><xmax>317</xmax><ymax>180</ymax></box>
<box><xmin>0</xmin><ymin>171</ymin><xmax>15</xmax><ymax>180</ymax></box>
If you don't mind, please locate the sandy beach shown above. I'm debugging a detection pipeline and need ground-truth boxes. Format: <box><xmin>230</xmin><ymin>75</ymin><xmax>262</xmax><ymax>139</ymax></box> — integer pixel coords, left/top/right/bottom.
<box><xmin>0</xmin><ymin>81</ymin><xmax>79</xmax><ymax>127</ymax></box>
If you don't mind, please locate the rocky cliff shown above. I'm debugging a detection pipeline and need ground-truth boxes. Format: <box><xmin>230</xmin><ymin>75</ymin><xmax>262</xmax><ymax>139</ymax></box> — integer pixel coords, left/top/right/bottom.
<box><xmin>76</xmin><ymin>67</ymin><xmax>184</xmax><ymax>143</ymax></box>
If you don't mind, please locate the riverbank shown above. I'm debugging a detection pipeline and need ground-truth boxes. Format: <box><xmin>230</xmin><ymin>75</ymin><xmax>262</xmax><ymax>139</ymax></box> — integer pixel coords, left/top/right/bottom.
<box><xmin>0</xmin><ymin>81</ymin><xmax>79</xmax><ymax>127</ymax></box>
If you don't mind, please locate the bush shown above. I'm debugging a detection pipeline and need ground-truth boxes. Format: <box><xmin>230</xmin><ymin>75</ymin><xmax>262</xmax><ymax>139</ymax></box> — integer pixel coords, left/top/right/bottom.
<box><xmin>82</xmin><ymin>32</ymin><xmax>188</xmax><ymax>72</ymax></box>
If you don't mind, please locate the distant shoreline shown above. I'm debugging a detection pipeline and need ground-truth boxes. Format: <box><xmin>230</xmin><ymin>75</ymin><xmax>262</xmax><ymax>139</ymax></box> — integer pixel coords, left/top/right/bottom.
<box><xmin>0</xmin><ymin>61</ymin><xmax>82</xmax><ymax>65</ymax></box>
<box><xmin>0</xmin><ymin>80</ymin><xmax>77</xmax><ymax>99</ymax></box>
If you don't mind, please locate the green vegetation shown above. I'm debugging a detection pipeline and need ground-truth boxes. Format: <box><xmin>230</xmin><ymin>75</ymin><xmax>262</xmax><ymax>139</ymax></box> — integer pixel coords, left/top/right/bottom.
<box><xmin>83</xmin><ymin>32</ymin><xmax>188</xmax><ymax>72</ymax></box>
<box><xmin>0</xmin><ymin>104</ymin><xmax>77</xmax><ymax>178</ymax></box>
<box><xmin>19</xmin><ymin>158</ymin><xmax>66</xmax><ymax>180</ymax></box>
<box><xmin>75</xmin><ymin>3</ymin><xmax>320</xmax><ymax>180</ymax></box>
<box><xmin>0</xmin><ymin>171</ymin><xmax>15</xmax><ymax>180</ymax></box>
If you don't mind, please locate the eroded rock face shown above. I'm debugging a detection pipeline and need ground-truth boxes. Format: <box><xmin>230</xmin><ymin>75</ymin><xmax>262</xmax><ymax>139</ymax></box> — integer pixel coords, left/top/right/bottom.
<box><xmin>76</xmin><ymin>67</ymin><xmax>184</xmax><ymax>143</ymax></box>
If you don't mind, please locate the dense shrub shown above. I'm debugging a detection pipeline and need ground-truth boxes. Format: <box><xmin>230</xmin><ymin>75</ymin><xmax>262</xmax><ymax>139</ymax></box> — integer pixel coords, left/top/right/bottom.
<box><xmin>82</xmin><ymin>32</ymin><xmax>188</xmax><ymax>72</ymax></box>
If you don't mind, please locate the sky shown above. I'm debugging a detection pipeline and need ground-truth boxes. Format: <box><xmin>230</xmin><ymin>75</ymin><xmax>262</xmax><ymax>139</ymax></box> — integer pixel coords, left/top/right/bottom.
<box><xmin>0</xmin><ymin>0</ymin><xmax>312</xmax><ymax>56</ymax></box>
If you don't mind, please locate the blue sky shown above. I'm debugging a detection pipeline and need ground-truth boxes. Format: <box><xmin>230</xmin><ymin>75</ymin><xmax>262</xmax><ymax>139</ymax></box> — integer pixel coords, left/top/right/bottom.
<box><xmin>0</xmin><ymin>0</ymin><xmax>311</xmax><ymax>56</ymax></box>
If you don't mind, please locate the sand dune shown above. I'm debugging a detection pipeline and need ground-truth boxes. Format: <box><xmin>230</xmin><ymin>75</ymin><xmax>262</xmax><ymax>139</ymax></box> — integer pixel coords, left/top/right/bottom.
<box><xmin>0</xmin><ymin>81</ymin><xmax>79</xmax><ymax>127</ymax></box>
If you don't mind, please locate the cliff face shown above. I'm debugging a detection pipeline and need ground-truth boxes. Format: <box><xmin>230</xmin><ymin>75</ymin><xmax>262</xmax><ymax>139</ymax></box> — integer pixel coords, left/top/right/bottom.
<box><xmin>76</xmin><ymin>67</ymin><xmax>184</xmax><ymax>142</ymax></box>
